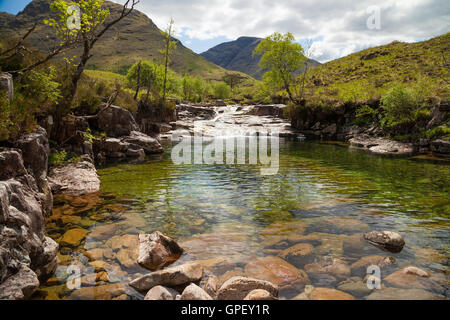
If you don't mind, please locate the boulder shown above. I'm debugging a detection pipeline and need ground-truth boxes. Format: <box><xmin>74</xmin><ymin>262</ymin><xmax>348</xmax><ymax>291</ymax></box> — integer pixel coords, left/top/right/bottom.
<box><xmin>68</xmin><ymin>283</ymin><xmax>128</xmax><ymax>300</ymax></box>
<box><xmin>218</xmin><ymin>276</ymin><xmax>279</xmax><ymax>300</ymax></box>
<box><xmin>180</xmin><ymin>283</ymin><xmax>213</xmax><ymax>300</ymax></box>
<box><xmin>384</xmin><ymin>266</ymin><xmax>444</xmax><ymax>292</ymax></box>
<box><xmin>0</xmin><ymin>266</ymin><xmax>39</xmax><ymax>300</ymax></box>
<box><xmin>144</xmin><ymin>285</ymin><xmax>179</xmax><ymax>300</ymax></box>
<box><xmin>350</xmin><ymin>135</ymin><xmax>414</xmax><ymax>156</ymax></box>
<box><xmin>294</xmin><ymin>287</ymin><xmax>355</xmax><ymax>300</ymax></box>
<box><xmin>200</xmin><ymin>275</ymin><xmax>219</xmax><ymax>299</ymax></box>
<box><xmin>122</xmin><ymin>131</ymin><xmax>163</xmax><ymax>154</ymax></box>
<box><xmin>305</xmin><ymin>256</ymin><xmax>351</xmax><ymax>281</ymax></box>
<box><xmin>366</xmin><ymin>287</ymin><xmax>445</xmax><ymax>300</ymax></box>
<box><xmin>350</xmin><ymin>255</ymin><xmax>396</xmax><ymax>277</ymax></box>
<box><xmin>245</xmin><ymin>256</ymin><xmax>310</xmax><ymax>298</ymax></box>
<box><xmin>0</xmin><ymin>150</ymin><xmax>27</xmax><ymax>180</ymax></box>
<box><xmin>96</xmin><ymin>104</ymin><xmax>139</xmax><ymax>137</ymax></box>
<box><xmin>60</xmin><ymin>228</ymin><xmax>89</xmax><ymax>247</ymax></box>
<box><xmin>49</xmin><ymin>161</ymin><xmax>100</xmax><ymax>196</ymax></box>
<box><xmin>364</xmin><ymin>231</ymin><xmax>405</xmax><ymax>253</ymax></box>
<box><xmin>244</xmin><ymin>289</ymin><xmax>278</xmax><ymax>300</ymax></box>
<box><xmin>129</xmin><ymin>262</ymin><xmax>203</xmax><ymax>292</ymax></box>
<box><xmin>138</xmin><ymin>231</ymin><xmax>184</xmax><ymax>271</ymax></box>
<box><xmin>278</xmin><ymin>243</ymin><xmax>315</xmax><ymax>268</ymax></box>
<box><xmin>431</xmin><ymin>139</ymin><xmax>450</xmax><ymax>157</ymax></box>
<box><xmin>337</xmin><ymin>277</ymin><xmax>374</xmax><ymax>298</ymax></box>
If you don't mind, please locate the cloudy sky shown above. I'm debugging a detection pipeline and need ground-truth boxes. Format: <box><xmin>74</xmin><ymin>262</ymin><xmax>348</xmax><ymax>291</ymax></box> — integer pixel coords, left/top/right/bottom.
<box><xmin>1</xmin><ymin>0</ymin><xmax>449</xmax><ymax>62</ymax></box>
<box><xmin>128</xmin><ymin>0</ymin><xmax>450</xmax><ymax>62</ymax></box>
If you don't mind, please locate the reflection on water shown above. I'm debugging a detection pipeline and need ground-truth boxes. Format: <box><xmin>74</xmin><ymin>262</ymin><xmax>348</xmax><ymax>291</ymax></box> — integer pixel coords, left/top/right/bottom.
<box><xmin>34</xmin><ymin>141</ymin><xmax>449</xmax><ymax>300</ymax></box>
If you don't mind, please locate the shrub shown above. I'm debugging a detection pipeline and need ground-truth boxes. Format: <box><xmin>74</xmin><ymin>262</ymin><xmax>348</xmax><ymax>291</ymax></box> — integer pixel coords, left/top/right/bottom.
<box><xmin>213</xmin><ymin>82</ymin><xmax>231</xmax><ymax>100</ymax></box>
<box><xmin>380</xmin><ymin>84</ymin><xmax>424</xmax><ymax>127</ymax></box>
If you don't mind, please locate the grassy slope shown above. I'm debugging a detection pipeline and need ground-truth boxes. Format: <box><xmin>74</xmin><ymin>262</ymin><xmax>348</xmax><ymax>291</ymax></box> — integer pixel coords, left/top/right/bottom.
<box><xmin>297</xmin><ymin>33</ymin><xmax>450</xmax><ymax>107</ymax></box>
<box><xmin>0</xmin><ymin>0</ymin><xmax>250</xmax><ymax>83</ymax></box>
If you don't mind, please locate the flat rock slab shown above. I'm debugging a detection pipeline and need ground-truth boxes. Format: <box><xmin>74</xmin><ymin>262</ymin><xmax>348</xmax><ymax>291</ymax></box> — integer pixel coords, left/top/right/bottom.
<box><xmin>49</xmin><ymin>161</ymin><xmax>100</xmax><ymax>196</ymax></box>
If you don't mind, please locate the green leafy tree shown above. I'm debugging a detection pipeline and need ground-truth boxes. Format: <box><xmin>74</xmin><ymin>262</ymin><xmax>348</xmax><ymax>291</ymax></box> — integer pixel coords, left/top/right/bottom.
<box><xmin>45</xmin><ymin>0</ymin><xmax>139</xmax><ymax>105</ymax></box>
<box><xmin>160</xmin><ymin>19</ymin><xmax>177</xmax><ymax>101</ymax></box>
<box><xmin>253</xmin><ymin>32</ymin><xmax>306</xmax><ymax>104</ymax></box>
<box><xmin>127</xmin><ymin>60</ymin><xmax>181</xmax><ymax>99</ymax></box>
<box><xmin>213</xmin><ymin>82</ymin><xmax>231</xmax><ymax>100</ymax></box>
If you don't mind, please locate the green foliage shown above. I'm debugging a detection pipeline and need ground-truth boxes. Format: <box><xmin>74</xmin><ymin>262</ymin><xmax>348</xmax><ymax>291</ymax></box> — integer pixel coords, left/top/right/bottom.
<box><xmin>49</xmin><ymin>150</ymin><xmax>68</xmax><ymax>166</ymax></box>
<box><xmin>354</xmin><ymin>104</ymin><xmax>378</xmax><ymax>126</ymax></box>
<box><xmin>127</xmin><ymin>60</ymin><xmax>181</xmax><ymax>99</ymax></box>
<box><xmin>380</xmin><ymin>83</ymin><xmax>424</xmax><ymax>127</ymax></box>
<box><xmin>45</xmin><ymin>0</ymin><xmax>110</xmax><ymax>45</ymax></box>
<box><xmin>213</xmin><ymin>82</ymin><xmax>231</xmax><ymax>99</ymax></box>
<box><xmin>182</xmin><ymin>75</ymin><xmax>211</xmax><ymax>102</ymax></box>
<box><xmin>254</xmin><ymin>32</ymin><xmax>306</xmax><ymax>101</ymax></box>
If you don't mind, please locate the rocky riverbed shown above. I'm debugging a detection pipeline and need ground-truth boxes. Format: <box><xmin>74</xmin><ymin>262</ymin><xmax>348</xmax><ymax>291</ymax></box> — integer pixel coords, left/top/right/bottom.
<box><xmin>0</xmin><ymin>102</ymin><xmax>449</xmax><ymax>300</ymax></box>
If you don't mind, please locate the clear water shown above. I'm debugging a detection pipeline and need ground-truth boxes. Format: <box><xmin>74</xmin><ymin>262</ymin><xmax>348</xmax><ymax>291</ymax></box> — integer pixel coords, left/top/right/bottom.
<box><xmin>34</xmin><ymin>140</ymin><xmax>450</xmax><ymax>300</ymax></box>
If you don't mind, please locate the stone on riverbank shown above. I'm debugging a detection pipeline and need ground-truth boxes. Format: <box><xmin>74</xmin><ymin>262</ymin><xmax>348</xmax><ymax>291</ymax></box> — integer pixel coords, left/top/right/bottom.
<box><xmin>96</xmin><ymin>104</ymin><xmax>139</xmax><ymax>137</ymax></box>
<box><xmin>384</xmin><ymin>266</ymin><xmax>444</xmax><ymax>293</ymax></box>
<box><xmin>363</xmin><ymin>230</ymin><xmax>405</xmax><ymax>253</ymax></box>
<box><xmin>49</xmin><ymin>161</ymin><xmax>100</xmax><ymax>196</ymax></box>
<box><xmin>217</xmin><ymin>276</ymin><xmax>279</xmax><ymax>300</ymax></box>
<box><xmin>144</xmin><ymin>285</ymin><xmax>179</xmax><ymax>300</ymax></box>
<box><xmin>0</xmin><ymin>266</ymin><xmax>40</xmax><ymax>300</ymax></box>
<box><xmin>138</xmin><ymin>231</ymin><xmax>184</xmax><ymax>271</ymax></box>
<box><xmin>349</xmin><ymin>135</ymin><xmax>414</xmax><ymax>156</ymax></box>
<box><xmin>180</xmin><ymin>283</ymin><xmax>213</xmax><ymax>300</ymax></box>
<box><xmin>244</xmin><ymin>289</ymin><xmax>278</xmax><ymax>300</ymax></box>
<box><xmin>293</xmin><ymin>286</ymin><xmax>355</xmax><ymax>300</ymax></box>
<box><xmin>129</xmin><ymin>262</ymin><xmax>203</xmax><ymax>292</ymax></box>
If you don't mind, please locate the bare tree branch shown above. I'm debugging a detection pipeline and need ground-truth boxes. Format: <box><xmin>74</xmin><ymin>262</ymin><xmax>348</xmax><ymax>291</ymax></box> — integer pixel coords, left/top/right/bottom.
<box><xmin>0</xmin><ymin>23</ymin><xmax>37</xmax><ymax>57</ymax></box>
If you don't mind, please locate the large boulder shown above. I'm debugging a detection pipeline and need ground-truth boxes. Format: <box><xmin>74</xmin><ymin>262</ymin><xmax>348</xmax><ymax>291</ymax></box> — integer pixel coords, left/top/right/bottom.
<box><xmin>218</xmin><ymin>276</ymin><xmax>279</xmax><ymax>300</ymax></box>
<box><xmin>129</xmin><ymin>262</ymin><xmax>203</xmax><ymax>292</ymax></box>
<box><xmin>122</xmin><ymin>131</ymin><xmax>163</xmax><ymax>154</ymax></box>
<box><xmin>49</xmin><ymin>161</ymin><xmax>100</xmax><ymax>196</ymax></box>
<box><xmin>0</xmin><ymin>150</ymin><xmax>27</xmax><ymax>180</ymax></box>
<box><xmin>384</xmin><ymin>266</ymin><xmax>445</xmax><ymax>293</ymax></box>
<box><xmin>137</xmin><ymin>231</ymin><xmax>184</xmax><ymax>271</ymax></box>
<box><xmin>96</xmin><ymin>104</ymin><xmax>139</xmax><ymax>137</ymax></box>
<box><xmin>350</xmin><ymin>255</ymin><xmax>396</xmax><ymax>277</ymax></box>
<box><xmin>364</xmin><ymin>231</ymin><xmax>405</xmax><ymax>253</ymax></box>
<box><xmin>0</xmin><ymin>266</ymin><xmax>39</xmax><ymax>300</ymax></box>
<box><xmin>431</xmin><ymin>139</ymin><xmax>450</xmax><ymax>157</ymax></box>
<box><xmin>245</xmin><ymin>256</ymin><xmax>310</xmax><ymax>298</ymax></box>
<box><xmin>350</xmin><ymin>135</ymin><xmax>414</xmax><ymax>156</ymax></box>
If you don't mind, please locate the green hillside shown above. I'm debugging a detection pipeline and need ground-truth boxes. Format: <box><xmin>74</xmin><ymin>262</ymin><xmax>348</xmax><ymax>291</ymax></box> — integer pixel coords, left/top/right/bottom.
<box><xmin>0</xmin><ymin>0</ymin><xmax>248</xmax><ymax>82</ymax></box>
<box><xmin>297</xmin><ymin>33</ymin><xmax>450</xmax><ymax>107</ymax></box>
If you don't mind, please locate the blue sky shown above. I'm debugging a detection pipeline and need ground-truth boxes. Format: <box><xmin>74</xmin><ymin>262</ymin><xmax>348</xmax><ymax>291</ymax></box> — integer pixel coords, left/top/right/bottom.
<box><xmin>1</xmin><ymin>0</ymin><xmax>449</xmax><ymax>62</ymax></box>
<box><xmin>0</xmin><ymin>0</ymin><xmax>31</xmax><ymax>14</ymax></box>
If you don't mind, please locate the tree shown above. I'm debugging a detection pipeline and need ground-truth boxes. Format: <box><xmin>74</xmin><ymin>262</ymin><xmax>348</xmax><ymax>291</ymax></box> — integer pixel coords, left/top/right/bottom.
<box><xmin>213</xmin><ymin>83</ymin><xmax>231</xmax><ymax>100</ymax></box>
<box><xmin>160</xmin><ymin>19</ymin><xmax>177</xmax><ymax>101</ymax></box>
<box><xmin>299</xmin><ymin>39</ymin><xmax>313</xmax><ymax>101</ymax></box>
<box><xmin>45</xmin><ymin>0</ymin><xmax>139</xmax><ymax>105</ymax></box>
<box><xmin>253</xmin><ymin>32</ymin><xmax>306</xmax><ymax>104</ymax></box>
<box><xmin>222</xmin><ymin>73</ymin><xmax>245</xmax><ymax>92</ymax></box>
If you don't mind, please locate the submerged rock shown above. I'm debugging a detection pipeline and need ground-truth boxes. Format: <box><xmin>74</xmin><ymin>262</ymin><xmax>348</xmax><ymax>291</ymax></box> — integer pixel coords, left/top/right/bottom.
<box><xmin>278</xmin><ymin>243</ymin><xmax>315</xmax><ymax>268</ymax></box>
<box><xmin>244</xmin><ymin>289</ymin><xmax>278</xmax><ymax>300</ymax></box>
<box><xmin>245</xmin><ymin>256</ymin><xmax>309</xmax><ymax>298</ymax></box>
<box><xmin>350</xmin><ymin>255</ymin><xmax>396</xmax><ymax>277</ymax></box>
<box><xmin>384</xmin><ymin>266</ymin><xmax>444</xmax><ymax>293</ymax></box>
<box><xmin>293</xmin><ymin>286</ymin><xmax>355</xmax><ymax>300</ymax></box>
<box><xmin>138</xmin><ymin>231</ymin><xmax>184</xmax><ymax>271</ymax></box>
<box><xmin>129</xmin><ymin>262</ymin><xmax>203</xmax><ymax>292</ymax></box>
<box><xmin>305</xmin><ymin>256</ymin><xmax>351</xmax><ymax>281</ymax></box>
<box><xmin>217</xmin><ymin>276</ymin><xmax>279</xmax><ymax>300</ymax></box>
<box><xmin>363</xmin><ymin>231</ymin><xmax>405</xmax><ymax>253</ymax></box>
<box><xmin>366</xmin><ymin>287</ymin><xmax>445</xmax><ymax>300</ymax></box>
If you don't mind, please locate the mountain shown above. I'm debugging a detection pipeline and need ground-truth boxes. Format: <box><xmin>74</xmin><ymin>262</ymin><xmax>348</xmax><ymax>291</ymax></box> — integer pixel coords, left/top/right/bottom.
<box><xmin>0</xmin><ymin>0</ymin><xmax>245</xmax><ymax>81</ymax></box>
<box><xmin>201</xmin><ymin>36</ymin><xmax>321</xmax><ymax>80</ymax></box>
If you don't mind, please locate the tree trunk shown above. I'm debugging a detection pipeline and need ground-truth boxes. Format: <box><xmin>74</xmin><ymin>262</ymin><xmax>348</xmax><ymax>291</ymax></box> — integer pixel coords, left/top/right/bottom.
<box><xmin>69</xmin><ymin>38</ymin><xmax>91</xmax><ymax>105</ymax></box>
<box><xmin>134</xmin><ymin>60</ymin><xmax>141</xmax><ymax>100</ymax></box>
<box><xmin>162</xmin><ymin>39</ymin><xmax>170</xmax><ymax>101</ymax></box>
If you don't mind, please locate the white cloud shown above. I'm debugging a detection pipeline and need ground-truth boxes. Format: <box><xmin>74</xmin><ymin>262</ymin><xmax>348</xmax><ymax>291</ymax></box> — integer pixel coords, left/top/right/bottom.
<box><xmin>122</xmin><ymin>0</ymin><xmax>450</xmax><ymax>62</ymax></box>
